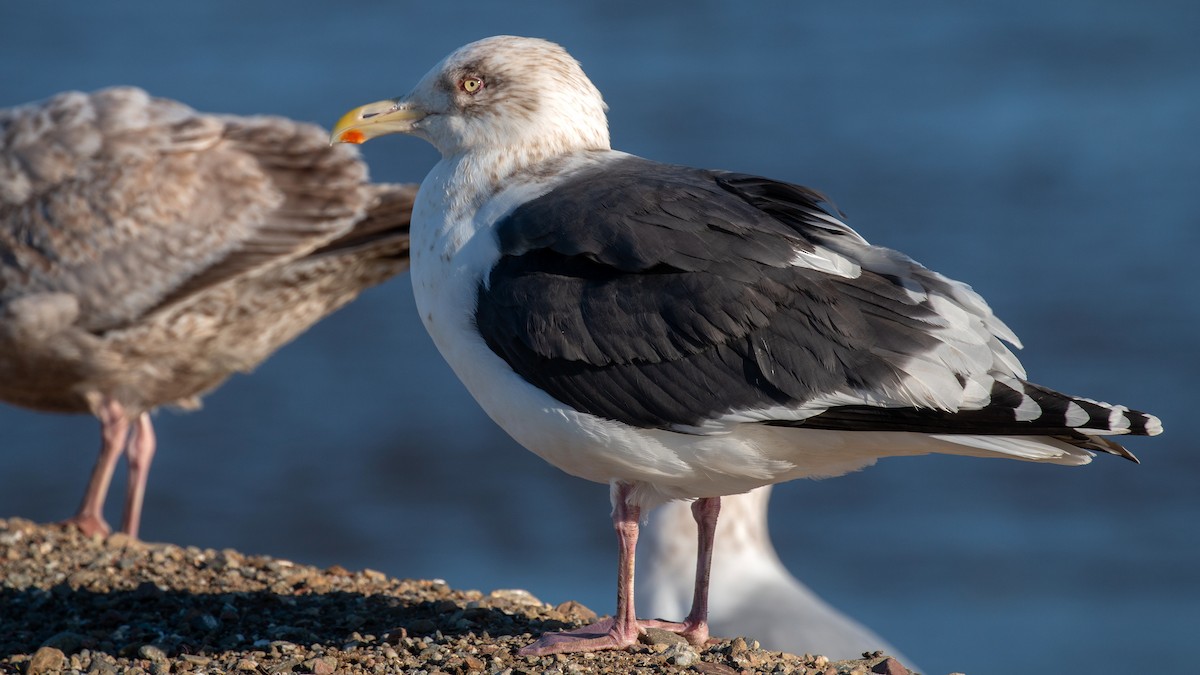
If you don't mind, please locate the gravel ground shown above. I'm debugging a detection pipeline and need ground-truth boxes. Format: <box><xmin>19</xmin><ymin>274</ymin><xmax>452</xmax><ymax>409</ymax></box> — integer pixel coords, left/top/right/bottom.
<box><xmin>0</xmin><ymin>518</ymin><xmax>922</xmax><ymax>675</ymax></box>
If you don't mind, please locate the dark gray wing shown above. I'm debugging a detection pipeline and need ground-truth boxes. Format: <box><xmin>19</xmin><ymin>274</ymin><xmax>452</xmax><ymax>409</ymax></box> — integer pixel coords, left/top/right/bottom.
<box><xmin>475</xmin><ymin>155</ymin><xmax>1153</xmax><ymax>450</ymax></box>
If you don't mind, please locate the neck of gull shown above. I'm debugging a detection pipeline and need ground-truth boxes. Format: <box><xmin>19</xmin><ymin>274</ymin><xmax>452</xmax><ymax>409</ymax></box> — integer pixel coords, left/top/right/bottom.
<box><xmin>415</xmin><ymin>141</ymin><xmax>615</xmax><ymax>263</ymax></box>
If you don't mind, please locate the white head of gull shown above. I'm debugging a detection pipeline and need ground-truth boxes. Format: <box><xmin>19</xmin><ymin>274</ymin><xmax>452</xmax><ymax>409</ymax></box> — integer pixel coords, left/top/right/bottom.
<box><xmin>333</xmin><ymin>35</ymin><xmax>1163</xmax><ymax>657</ymax></box>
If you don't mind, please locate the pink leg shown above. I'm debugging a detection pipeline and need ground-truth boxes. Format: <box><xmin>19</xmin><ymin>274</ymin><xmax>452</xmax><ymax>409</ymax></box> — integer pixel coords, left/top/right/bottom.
<box><xmin>64</xmin><ymin>399</ymin><xmax>130</xmax><ymax>537</ymax></box>
<box><xmin>642</xmin><ymin>496</ymin><xmax>720</xmax><ymax>646</ymax></box>
<box><xmin>519</xmin><ymin>483</ymin><xmax>645</xmax><ymax>655</ymax></box>
<box><xmin>119</xmin><ymin>412</ymin><xmax>156</xmax><ymax>538</ymax></box>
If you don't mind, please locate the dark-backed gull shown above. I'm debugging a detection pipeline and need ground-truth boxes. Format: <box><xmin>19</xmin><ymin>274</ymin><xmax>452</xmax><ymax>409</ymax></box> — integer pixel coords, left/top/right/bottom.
<box><xmin>332</xmin><ymin>36</ymin><xmax>1162</xmax><ymax>655</ymax></box>
<box><xmin>1</xmin><ymin>87</ymin><xmax>415</xmax><ymax>538</ymax></box>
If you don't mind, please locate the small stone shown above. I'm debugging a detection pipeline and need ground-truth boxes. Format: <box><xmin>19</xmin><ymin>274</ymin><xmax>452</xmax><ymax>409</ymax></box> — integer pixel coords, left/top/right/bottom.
<box><xmin>488</xmin><ymin>588</ymin><xmax>543</xmax><ymax>606</ymax></box>
<box><xmin>812</xmin><ymin>655</ymin><xmax>829</xmax><ymax>668</ymax></box>
<box><xmin>872</xmin><ymin>656</ymin><xmax>909</xmax><ymax>675</ymax></box>
<box><xmin>362</xmin><ymin>568</ymin><xmax>387</xmax><ymax>582</ymax></box>
<box><xmin>180</xmin><ymin>654</ymin><xmax>211</xmax><ymax>666</ymax></box>
<box><xmin>138</xmin><ymin>644</ymin><xmax>168</xmax><ymax>662</ymax></box>
<box><xmin>729</xmin><ymin>637</ymin><xmax>749</xmax><ymax>655</ymax></box>
<box><xmin>306</xmin><ymin>656</ymin><xmax>338</xmax><ymax>674</ymax></box>
<box><xmin>27</xmin><ymin>646</ymin><xmax>66</xmax><ymax>675</ymax></box>
<box><xmin>639</xmin><ymin>628</ymin><xmax>688</xmax><ymax>647</ymax></box>
<box><xmin>662</xmin><ymin>642</ymin><xmax>699</xmax><ymax>667</ymax></box>
<box><xmin>106</xmin><ymin>532</ymin><xmax>139</xmax><ymax>549</ymax></box>
<box><xmin>553</xmin><ymin>600</ymin><xmax>597</xmax><ymax>622</ymax></box>
<box><xmin>235</xmin><ymin>657</ymin><xmax>259</xmax><ymax>671</ymax></box>
<box><xmin>463</xmin><ymin>655</ymin><xmax>485</xmax><ymax>670</ymax></box>
<box><xmin>87</xmin><ymin>657</ymin><xmax>118</xmax><ymax>675</ymax></box>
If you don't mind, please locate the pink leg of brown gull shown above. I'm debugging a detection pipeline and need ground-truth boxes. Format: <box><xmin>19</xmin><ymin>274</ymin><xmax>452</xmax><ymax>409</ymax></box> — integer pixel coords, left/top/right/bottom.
<box><xmin>64</xmin><ymin>398</ymin><xmax>131</xmax><ymax>537</ymax></box>
<box><xmin>120</xmin><ymin>412</ymin><xmax>156</xmax><ymax>539</ymax></box>
<box><xmin>519</xmin><ymin>486</ymin><xmax>721</xmax><ymax>655</ymax></box>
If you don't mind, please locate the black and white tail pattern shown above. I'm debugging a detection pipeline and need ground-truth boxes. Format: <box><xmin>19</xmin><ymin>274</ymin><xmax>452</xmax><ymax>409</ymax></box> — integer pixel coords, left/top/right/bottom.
<box><xmin>795</xmin><ymin>374</ymin><xmax>1162</xmax><ymax>463</ymax></box>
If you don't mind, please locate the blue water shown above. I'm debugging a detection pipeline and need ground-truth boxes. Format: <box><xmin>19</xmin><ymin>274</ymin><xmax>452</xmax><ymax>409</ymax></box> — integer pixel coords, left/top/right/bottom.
<box><xmin>2</xmin><ymin>3</ymin><xmax>1197</xmax><ymax>673</ymax></box>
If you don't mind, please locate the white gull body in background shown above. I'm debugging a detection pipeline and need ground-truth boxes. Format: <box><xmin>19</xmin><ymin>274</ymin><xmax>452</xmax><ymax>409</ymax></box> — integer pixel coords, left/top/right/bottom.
<box><xmin>0</xmin><ymin>87</ymin><xmax>415</xmax><ymax>538</ymax></box>
<box><xmin>640</xmin><ymin>486</ymin><xmax>913</xmax><ymax>664</ymax></box>
<box><xmin>332</xmin><ymin>35</ymin><xmax>1162</xmax><ymax>658</ymax></box>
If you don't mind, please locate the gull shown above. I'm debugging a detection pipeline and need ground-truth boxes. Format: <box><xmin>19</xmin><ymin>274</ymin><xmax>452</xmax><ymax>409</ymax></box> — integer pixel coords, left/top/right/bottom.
<box><xmin>332</xmin><ymin>35</ymin><xmax>1162</xmax><ymax>655</ymax></box>
<box><xmin>1</xmin><ymin>86</ymin><xmax>415</xmax><ymax>538</ymax></box>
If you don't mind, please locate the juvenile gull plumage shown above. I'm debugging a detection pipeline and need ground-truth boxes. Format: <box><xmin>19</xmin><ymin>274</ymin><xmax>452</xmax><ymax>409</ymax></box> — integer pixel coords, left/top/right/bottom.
<box><xmin>332</xmin><ymin>36</ymin><xmax>1163</xmax><ymax>655</ymax></box>
<box><xmin>1</xmin><ymin>87</ymin><xmax>415</xmax><ymax>538</ymax></box>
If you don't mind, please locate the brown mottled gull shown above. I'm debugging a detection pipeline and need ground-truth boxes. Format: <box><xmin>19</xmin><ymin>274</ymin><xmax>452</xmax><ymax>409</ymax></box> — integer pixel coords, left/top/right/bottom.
<box><xmin>0</xmin><ymin>86</ymin><xmax>415</xmax><ymax>538</ymax></box>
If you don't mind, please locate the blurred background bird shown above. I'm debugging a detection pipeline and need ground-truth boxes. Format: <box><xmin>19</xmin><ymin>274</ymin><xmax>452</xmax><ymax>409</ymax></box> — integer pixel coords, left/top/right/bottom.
<box><xmin>0</xmin><ymin>86</ymin><xmax>416</xmax><ymax>538</ymax></box>
<box><xmin>640</xmin><ymin>487</ymin><xmax>912</xmax><ymax>664</ymax></box>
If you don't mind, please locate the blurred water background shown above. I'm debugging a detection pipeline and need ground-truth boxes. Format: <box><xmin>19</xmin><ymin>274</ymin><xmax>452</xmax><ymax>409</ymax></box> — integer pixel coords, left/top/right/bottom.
<box><xmin>1</xmin><ymin>3</ymin><xmax>1197</xmax><ymax>673</ymax></box>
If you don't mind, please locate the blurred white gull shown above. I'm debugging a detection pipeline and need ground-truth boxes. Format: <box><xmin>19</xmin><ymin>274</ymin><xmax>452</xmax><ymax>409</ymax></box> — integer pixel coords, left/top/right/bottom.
<box><xmin>640</xmin><ymin>486</ymin><xmax>913</xmax><ymax>664</ymax></box>
<box><xmin>0</xmin><ymin>87</ymin><xmax>415</xmax><ymax>538</ymax></box>
<box><xmin>331</xmin><ymin>35</ymin><xmax>1162</xmax><ymax>656</ymax></box>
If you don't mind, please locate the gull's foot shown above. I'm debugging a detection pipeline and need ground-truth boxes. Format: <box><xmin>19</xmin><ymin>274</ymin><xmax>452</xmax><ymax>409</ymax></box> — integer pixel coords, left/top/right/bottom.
<box><xmin>519</xmin><ymin>617</ymin><xmax>639</xmax><ymax>656</ymax></box>
<box><xmin>519</xmin><ymin>616</ymin><xmax>712</xmax><ymax>656</ymax></box>
<box><xmin>62</xmin><ymin>513</ymin><xmax>111</xmax><ymax>538</ymax></box>
<box><xmin>641</xmin><ymin>618</ymin><xmax>710</xmax><ymax>647</ymax></box>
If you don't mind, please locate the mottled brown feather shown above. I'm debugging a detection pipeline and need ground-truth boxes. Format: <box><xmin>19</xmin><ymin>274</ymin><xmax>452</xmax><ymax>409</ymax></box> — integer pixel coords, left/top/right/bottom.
<box><xmin>0</xmin><ymin>86</ymin><xmax>415</xmax><ymax>419</ymax></box>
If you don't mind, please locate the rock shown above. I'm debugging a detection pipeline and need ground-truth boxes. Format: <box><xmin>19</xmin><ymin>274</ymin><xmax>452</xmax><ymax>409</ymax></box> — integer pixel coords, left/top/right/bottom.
<box><xmin>87</xmin><ymin>656</ymin><xmax>119</xmax><ymax>675</ymax></box>
<box><xmin>137</xmin><ymin>644</ymin><xmax>168</xmax><ymax>662</ymax></box>
<box><xmin>27</xmin><ymin>646</ymin><xmax>65</xmax><ymax>675</ymax></box>
<box><xmin>305</xmin><ymin>656</ymin><xmax>338</xmax><ymax>675</ymax></box>
<box><xmin>553</xmin><ymin>600</ymin><xmax>597</xmax><ymax>622</ymax></box>
<box><xmin>488</xmin><ymin>588</ymin><xmax>543</xmax><ymax>606</ymax></box>
<box><xmin>662</xmin><ymin>642</ymin><xmax>699</xmax><ymax>667</ymax></box>
<box><xmin>872</xmin><ymin>656</ymin><xmax>910</xmax><ymax>675</ymax></box>
<box><xmin>639</xmin><ymin>628</ymin><xmax>688</xmax><ymax>647</ymax></box>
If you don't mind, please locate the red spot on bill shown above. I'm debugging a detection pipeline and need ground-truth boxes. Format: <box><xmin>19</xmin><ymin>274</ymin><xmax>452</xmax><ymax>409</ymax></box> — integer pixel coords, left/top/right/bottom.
<box><xmin>339</xmin><ymin>129</ymin><xmax>366</xmax><ymax>144</ymax></box>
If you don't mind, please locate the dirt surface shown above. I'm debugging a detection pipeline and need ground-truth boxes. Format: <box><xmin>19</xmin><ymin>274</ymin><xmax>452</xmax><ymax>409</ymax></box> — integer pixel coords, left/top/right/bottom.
<box><xmin>0</xmin><ymin>518</ymin><xmax>923</xmax><ymax>674</ymax></box>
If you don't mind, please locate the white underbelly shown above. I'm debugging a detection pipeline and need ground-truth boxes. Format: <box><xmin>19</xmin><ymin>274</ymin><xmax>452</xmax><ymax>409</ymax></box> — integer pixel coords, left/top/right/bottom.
<box><xmin>409</xmin><ymin>246</ymin><xmax>900</xmax><ymax>508</ymax></box>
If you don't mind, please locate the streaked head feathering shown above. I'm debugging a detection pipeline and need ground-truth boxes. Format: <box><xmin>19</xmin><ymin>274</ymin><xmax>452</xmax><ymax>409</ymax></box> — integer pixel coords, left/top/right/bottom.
<box><xmin>336</xmin><ymin>36</ymin><xmax>610</xmax><ymax>162</ymax></box>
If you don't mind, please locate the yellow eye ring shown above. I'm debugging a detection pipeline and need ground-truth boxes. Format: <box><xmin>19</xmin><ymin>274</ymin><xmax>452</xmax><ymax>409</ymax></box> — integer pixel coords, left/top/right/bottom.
<box><xmin>461</xmin><ymin>77</ymin><xmax>484</xmax><ymax>94</ymax></box>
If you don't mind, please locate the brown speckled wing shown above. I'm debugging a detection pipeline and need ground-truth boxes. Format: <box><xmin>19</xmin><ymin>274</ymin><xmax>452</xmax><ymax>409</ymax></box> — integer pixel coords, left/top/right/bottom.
<box><xmin>0</xmin><ymin>86</ymin><xmax>368</xmax><ymax>334</ymax></box>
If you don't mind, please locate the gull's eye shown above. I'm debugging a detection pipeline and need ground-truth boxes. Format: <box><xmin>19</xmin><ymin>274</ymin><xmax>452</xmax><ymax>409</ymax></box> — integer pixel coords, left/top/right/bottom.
<box><xmin>460</xmin><ymin>77</ymin><xmax>484</xmax><ymax>94</ymax></box>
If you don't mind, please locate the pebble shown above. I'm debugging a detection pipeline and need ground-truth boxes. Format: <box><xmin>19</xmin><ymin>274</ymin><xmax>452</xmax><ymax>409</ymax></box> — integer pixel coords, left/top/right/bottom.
<box><xmin>871</xmin><ymin>656</ymin><xmax>911</xmax><ymax>675</ymax></box>
<box><xmin>662</xmin><ymin>642</ymin><xmax>699</xmax><ymax>667</ymax></box>
<box><xmin>27</xmin><ymin>646</ymin><xmax>65</xmax><ymax>675</ymax></box>
<box><xmin>307</xmin><ymin>655</ymin><xmax>338</xmax><ymax>674</ymax></box>
<box><xmin>640</xmin><ymin>627</ymin><xmax>688</xmax><ymax>647</ymax></box>
<box><xmin>138</xmin><ymin>645</ymin><xmax>168</xmax><ymax>662</ymax></box>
